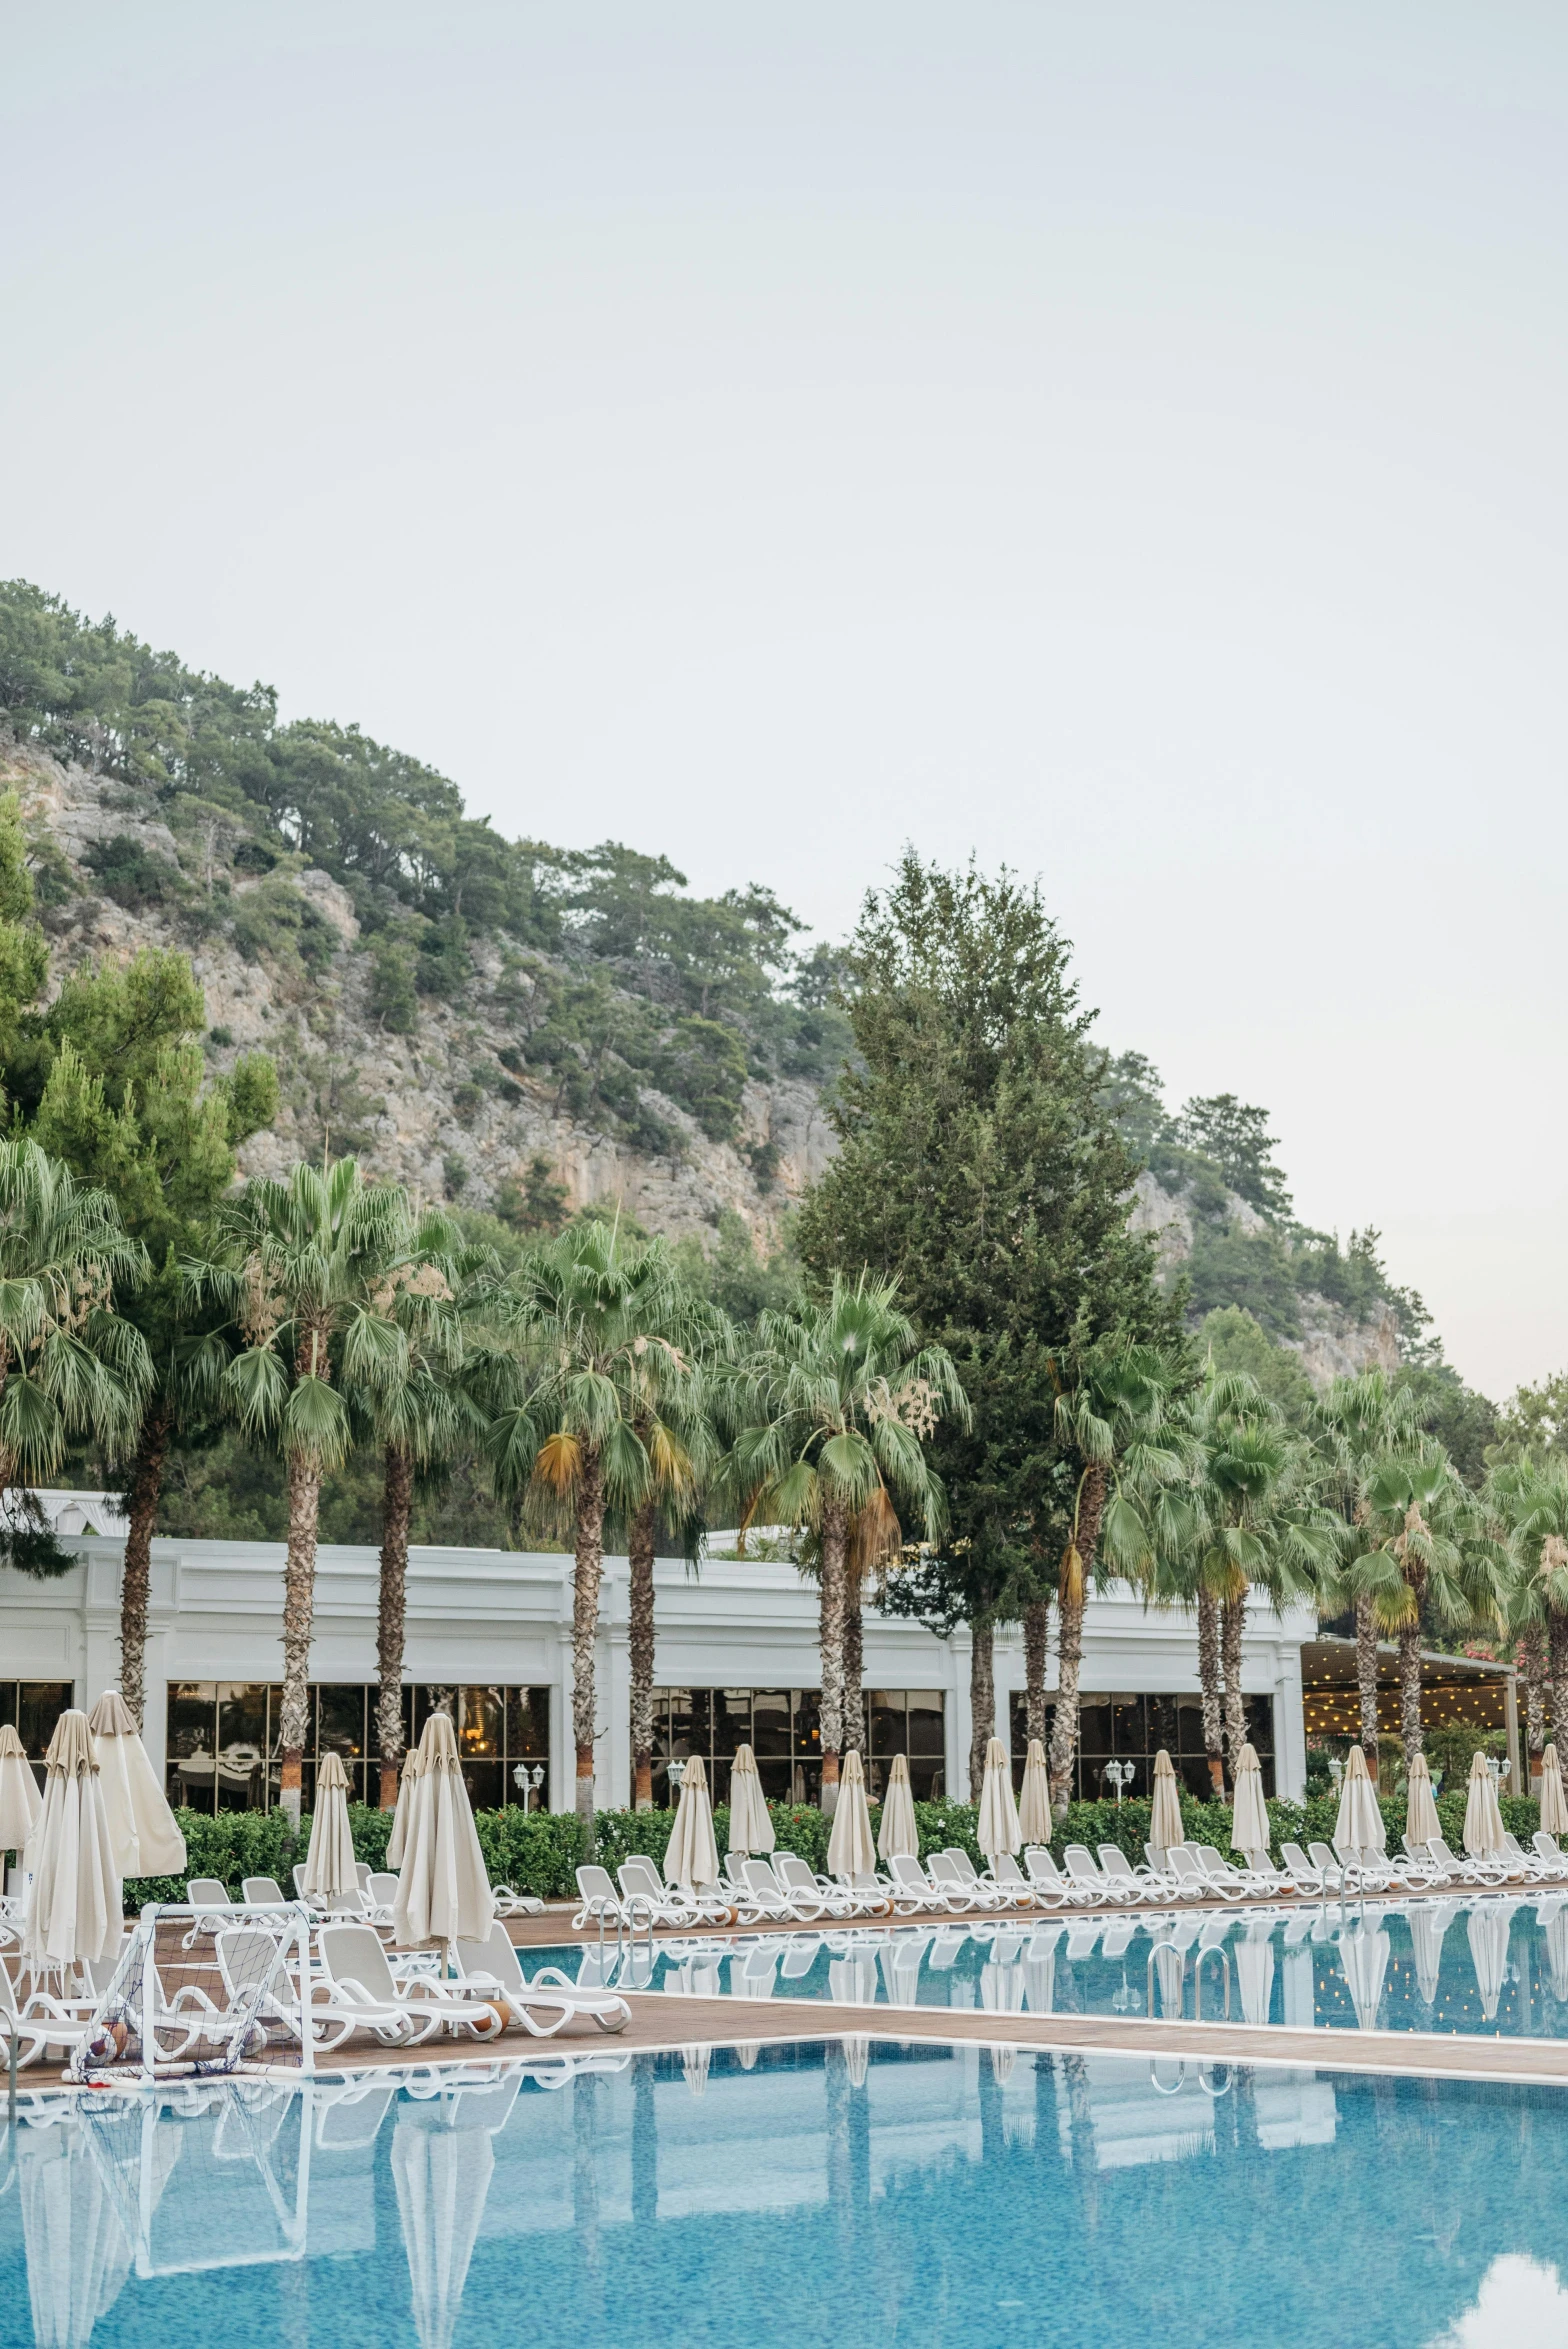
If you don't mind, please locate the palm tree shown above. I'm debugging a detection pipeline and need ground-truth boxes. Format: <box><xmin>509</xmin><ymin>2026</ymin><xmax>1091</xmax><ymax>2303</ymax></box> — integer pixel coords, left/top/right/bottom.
<box><xmin>483</xmin><ymin>1218</ymin><xmax>691</xmax><ymax>1830</ymax></box>
<box><xmin>353</xmin><ymin>1206</ymin><xmax>488</xmax><ymax>1808</ymax></box>
<box><xmin>1313</xmin><ymin>1371</ymin><xmax>1422</xmax><ymax>1768</ymax></box>
<box><xmin>196</xmin><ymin>1157</ymin><xmax>410</xmax><ymax>1825</ymax></box>
<box><xmin>728</xmin><ymin>1272</ymin><xmax>967</xmax><ymax>1810</ymax></box>
<box><xmin>0</xmin><ymin>1135</ymin><xmax>151</xmax><ymax>1561</ymax></box>
<box><xmin>1499</xmin><ymin>1461</ymin><xmax>1568</xmax><ymax>1760</ymax></box>
<box><xmin>1181</xmin><ymin>1373</ymin><xmax>1336</xmax><ymax>1792</ymax></box>
<box><xmin>1349</xmin><ymin>1448</ymin><xmax>1494</xmax><ymax>1763</ymax></box>
<box><xmin>1049</xmin><ymin>1343</ymin><xmax>1187</xmax><ymax>1816</ymax></box>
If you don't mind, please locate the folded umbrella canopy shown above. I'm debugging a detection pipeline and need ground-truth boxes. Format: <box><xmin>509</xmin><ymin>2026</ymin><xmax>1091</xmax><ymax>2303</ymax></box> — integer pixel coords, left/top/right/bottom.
<box><xmin>1234</xmin><ymin>1917</ymin><xmax>1276</xmax><ymax>2027</ymax></box>
<box><xmin>1337</xmin><ymin>1920</ymin><xmax>1390</xmax><ymax>2030</ymax></box>
<box><xmin>393</xmin><ymin>2102</ymin><xmax>497</xmax><ymax>2349</ymax></box>
<box><xmin>87</xmin><ymin>1690</ymin><xmax>186</xmax><ymax>1878</ymax></box>
<box><xmin>877</xmin><ymin>1752</ymin><xmax>919</xmax><ymax>1861</ymax></box>
<box><xmin>1467</xmin><ymin>1902</ymin><xmax>1516</xmax><ymax>2023</ymax></box>
<box><xmin>1017</xmin><ymin>1738</ymin><xmax>1052</xmax><ymax>1846</ymax></box>
<box><xmin>302</xmin><ymin>1751</ymin><xmax>358</xmax><ymax>1904</ymax></box>
<box><xmin>1150</xmin><ymin>1749</ymin><xmax>1184</xmax><ymax>1856</ymax></box>
<box><xmin>391</xmin><ymin>1712</ymin><xmax>494</xmax><ymax>1951</ymax></box>
<box><xmin>1463</xmin><ymin>1749</ymin><xmax>1507</xmax><ymax>1859</ymax></box>
<box><xmin>1230</xmin><ymin>1743</ymin><xmax>1271</xmax><ymax>1868</ymax></box>
<box><xmin>976</xmin><ymin>1736</ymin><xmax>1021</xmax><ymax>1862</ymax></box>
<box><xmin>1407</xmin><ymin>1898</ymin><xmax>1459</xmax><ymax>2009</ymax></box>
<box><xmin>1333</xmin><ymin>1745</ymin><xmax>1387</xmax><ymax>1858</ymax></box>
<box><xmin>0</xmin><ymin>1719</ymin><xmax>41</xmax><ymax>1856</ymax></box>
<box><xmin>23</xmin><ymin>1710</ymin><xmax>122</xmax><ymax>1974</ymax></box>
<box><xmin>1405</xmin><ymin>1751</ymin><xmax>1442</xmax><ymax>1849</ymax></box>
<box><xmin>386</xmin><ymin>1746</ymin><xmax>421</xmax><ymax>1869</ymax></box>
<box><xmin>827</xmin><ymin>1747</ymin><xmax>877</xmax><ymax>1877</ymax></box>
<box><xmin>665</xmin><ymin>1753</ymin><xmax>721</xmax><ymax>1892</ymax></box>
<box><xmin>1541</xmin><ymin>1743</ymin><xmax>1568</xmax><ymax>1839</ymax></box>
<box><xmin>726</xmin><ymin>1742</ymin><xmax>775</xmax><ymax>1858</ymax></box>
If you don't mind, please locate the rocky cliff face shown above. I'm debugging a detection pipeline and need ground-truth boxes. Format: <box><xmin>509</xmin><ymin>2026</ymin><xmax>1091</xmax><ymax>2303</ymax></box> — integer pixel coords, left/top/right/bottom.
<box><xmin>3</xmin><ymin>742</ymin><xmax>834</xmax><ymax>1249</ymax></box>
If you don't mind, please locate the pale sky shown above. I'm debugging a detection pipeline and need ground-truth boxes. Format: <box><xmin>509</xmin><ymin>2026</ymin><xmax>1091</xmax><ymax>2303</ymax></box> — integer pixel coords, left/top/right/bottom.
<box><xmin>5</xmin><ymin>3</ymin><xmax>1566</xmax><ymax>1400</ymax></box>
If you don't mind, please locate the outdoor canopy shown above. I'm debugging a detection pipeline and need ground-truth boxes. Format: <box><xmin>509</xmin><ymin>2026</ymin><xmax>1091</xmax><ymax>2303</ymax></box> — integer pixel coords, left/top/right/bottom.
<box><xmin>1333</xmin><ymin>1745</ymin><xmax>1387</xmax><ymax>1855</ymax></box>
<box><xmin>665</xmin><ymin>1753</ymin><xmax>720</xmax><ymax>1892</ymax></box>
<box><xmin>0</xmin><ymin>1719</ymin><xmax>41</xmax><ymax>1854</ymax></box>
<box><xmin>827</xmin><ymin>1748</ymin><xmax>877</xmax><ymax>1877</ymax></box>
<box><xmin>302</xmin><ymin>1750</ymin><xmax>358</xmax><ymax>1903</ymax></box>
<box><xmin>877</xmin><ymin>1753</ymin><xmax>919</xmax><ymax>1861</ymax></box>
<box><xmin>727</xmin><ymin>1743</ymin><xmax>775</xmax><ymax>1856</ymax></box>
<box><xmin>1405</xmin><ymin>1751</ymin><xmax>1442</xmax><ymax>1848</ymax></box>
<box><xmin>1150</xmin><ymin>1749</ymin><xmax>1183</xmax><ymax>1854</ymax></box>
<box><xmin>390</xmin><ymin>1711</ymin><xmax>494</xmax><ymax>1949</ymax></box>
<box><xmin>1463</xmin><ymin>1747</ymin><xmax>1507</xmax><ymax>1858</ymax></box>
<box><xmin>1230</xmin><ymin>1742</ymin><xmax>1270</xmax><ymax>1866</ymax></box>
<box><xmin>22</xmin><ymin>1709</ymin><xmax>122</xmax><ymax>1973</ymax></box>
<box><xmin>1541</xmin><ymin>1743</ymin><xmax>1568</xmax><ymax>1838</ymax></box>
<box><xmin>976</xmin><ymin>1736</ymin><xmax>1021</xmax><ymax>1860</ymax></box>
<box><xmin>86</xmin><ymin>1689</ymin><xmax>186</xmax><ymax>1878</ymax></box>
<box><xmin>1017</xmin><ymin>1739</ymin><xmax>1052</xmax><ymax>1846</ymax></box>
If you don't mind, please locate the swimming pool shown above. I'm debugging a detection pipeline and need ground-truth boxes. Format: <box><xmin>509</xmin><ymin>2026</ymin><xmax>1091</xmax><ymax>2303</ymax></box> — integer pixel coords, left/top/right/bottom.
<box><xmin>533</xmin><ymin>1893</ymin><xmax>1568</xmax><ymax>2039</ymax></box>
<box><xmin>3</xmin><ymin>2046</ymin><xmax>1567</xmax><ymax>2346</ymax></box>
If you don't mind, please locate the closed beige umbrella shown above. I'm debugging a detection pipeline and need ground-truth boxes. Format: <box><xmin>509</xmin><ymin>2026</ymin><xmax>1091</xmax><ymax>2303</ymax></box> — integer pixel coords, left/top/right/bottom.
<box><xmin>727</xmin><ymin>1743</ymin><xmax>775</xmax><ymax>1858</ymax></box>
<box><xmin>23</xmin><ymin>1711</ymin><xmax>121</xmax><ymax>1977</ymax></box>
<box><xmin>1540</xmin><ymin>1744</ymin><xmax>1568</xmax><ymax>1838</ymax></box>
<box><xmin>1150</xmin><ymin>1749</ymin><xmax>1183</xmax><ymax>1857</ymax></box>
<box><xmin>877</xmin><ymin>1753</ymin><xmax>919</xmax><ymax>1861</ymax></box>
<box><xmin>975</xmin><ymin>1736</ymin><xmax>1021</xmax><ymax>1862</ymax></box>
<box><xmin>1333</xmin><ymin>1746</ymin><xmax>1387</xmax><ymax>1858</ymax></box>
<box><xmin>1405</xmin><ymin>1751</ymin><xmax>1442</xmax><ymax>1848</ymax></box>
<box><xmin>827</xmin><ymin>1748</ymin><xmax>877</xmax><ymax>1876</ymax></box>
<box><xmin>1467</xmin><ymin>1902</ymin><xmax>1516</xmax><ymax>2023</ymax></box>
<box><xmin>87</xmin><ymin>1691</ymin><xmax>185</xmax><ymax>1878</ymax></box>
<box><xmin>1017</xmin><ymin>1739</ymin><xmax>1052</xmax><ymax>1846</ymax></box>
<box><xmin>665</xmin><ymin>1754</ymin><xmax>721</xmax><ymax>1892</ymax></box>
<box><xmin>302</xmin><ymin>1751</ymin><xmax>358</xmax><ymax>1903</ymax></box>
<box><xmin>0</xmin><ymin>1719</ymin><xmax>41</xmax><ymax>1854</ymax></box>
<box><xmin>391</xmin><ymin>1712</ymin><xmax>494</xmax><ymax>1952</ymax></box>
<box><xmin>1230</xmin><ymin>1743</ymin><xmax>1271</xmax><ymax>1867</ymax></box>
<box><xmin>386</xmin><ymin>1746</ymin><xmax>421</xmax><ymax>1869</ymax></box>
<box><xmin>1463</xmin><ymin>1749</ymin><xmax>1507</xmax><ymax>1858</ymax></box>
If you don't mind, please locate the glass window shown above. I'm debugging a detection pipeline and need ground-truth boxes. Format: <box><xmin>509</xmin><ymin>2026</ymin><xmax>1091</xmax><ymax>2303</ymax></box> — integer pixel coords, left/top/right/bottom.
<box><xmin>1174</xmin><ymin>1695</ymin><xmax>1209</xmax><ymax>1755</ymax></box>
<box><xmin>167</xmin><ymin>1682</ymin><xmax>219</xmax><ymax>1811</ymax></box>
<box><xmin>0</xmin><ymin>1686</ymin><xmax>16</xmax><ymax>1732</ymax></box>
<box><xmin>17</xmin><ymin>1682</ymin><xmax>73</xmax><ymax>1760</ymax></box>
<box><xmin>908</xmin><ymin>1756</ymin><xmax>944</xmax><ymax>1802</ymax></box>
<box><xmin>750</xmin><ymin>1690</ymin><xmax>792</xmax><ymax>1759</ymax></box>
<box><xmin>867</xmin><ymin>1691</ymin><xmax>906</xmax><ymax>1757</ymax></box>
<box><xmin>1110</xmin><ymin>1696</ymin><xmax>1147</xmax><ymax>1755</ymax></box>
<box><xmin>907</xmin><ymin>1693</ymin><xmax>945</xmax><ymax>1755</ymax></box>
<box><xmin>792</xmin><ymin>1689</ymin><xmax>821</xmax><ymax>1760</ymax></box>
<box><xmin>1078</xmin><ymin>1696</ymin><xmax>1112</xmax><ymax>1758</ymax></box>
<box><xmin>217</xmin><ymin>1683</ymin><xmax>271</xmax><ymax>1813</ymax></box>
<box><xmin>317</xmin><ymin>1685</ymin><xmax>366</xmax><ymax>1761</ymax></box>
<box><xmin>668</xmin><ymin>1689</ymin><xmax>708</xmax><ymax>1761</ymax></box>
<box><xmin>713</xmin><ymin>1690</ymin><xmax>751</xmax><ymax>1759</ymax></box>
<box><xmin>506</xmin><ymin>1688</ymin><xmax>549</xmax><ymax>1758</ymax></box>
<box><xmin>755</xmin><ymin>1756</ymin><xmax>794</xmax><ymax>1803</ymax></box>
<box><xmin>460</xmin><ymin>1759</ymin><xmax>503</xmax><ymax>1812</ymax></box>
<box><xmin>456</xmin><ymin>1686</ymin><xmax>503</xmax><ymax>1759</ymax></box>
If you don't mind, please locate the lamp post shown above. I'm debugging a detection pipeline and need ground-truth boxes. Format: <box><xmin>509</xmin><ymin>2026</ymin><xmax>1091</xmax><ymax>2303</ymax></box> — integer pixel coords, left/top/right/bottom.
<box><xmin>1102</xmin><ymin>1761</ymin><xmax>1134</xmax><ymax>1808</ymax></box>
<box><xmin>512</xmin><ymin>1762</ymin><xmax>547</xmax><ymax>1812</ymax></box>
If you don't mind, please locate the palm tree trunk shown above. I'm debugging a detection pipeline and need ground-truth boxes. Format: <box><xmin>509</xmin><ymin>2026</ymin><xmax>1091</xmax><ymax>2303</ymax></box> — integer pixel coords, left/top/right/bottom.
<box><xmin>573</xmin><ymin>1448</ymin><xmax>606</xmax><ymax>1833</ymax></box>
<box><xmin>118</xmin><ymin>1399</ymin><xmax>171</xmax><ymax>1732</ymax></box>
<box><xmin>1023</xmin><ymin>1598</ymin><xmax>1050</xmax><ymax>1746</ymax></box>
<box><xmin>818</xmin><ymin>1498</ymin><xmax>847</xmax><ymax>1809</ymax></box>
<box><xmin>1398</xmin><ymin>1617</ymin><xmax>1425</xmax><ymax>1766</ymax></box>
<box><xmin>1048</xmin><ymin>1464</ymin><xmax>1108</xmax><ymax>1818</ymax></box>
<box><xmin>1354</xmin><ymin>1593</ymin><xmax>1381</xmax><ymax>1765</ymax></box>
<box><xmin>278</xmin><ymin>1449</ymin><xmax>322</xmax><ymax>1829</ymax></box>
<box><xmin>628</xmin><ymin>1497</ymin><xmax>657</xmax><ymax>1809</ymax></box>
<box><xmin>1197</xmin><ymin>1582</ymin><xmax>1225</xmax><ymax>1795</ymax></box>
<box><xmin>1519</xmin><ymin>1621</ymin><xmax>1548</xmax><ymax>1758</ymax></box>
<box><xmin>968</xmin><ymin>1619</ymin><xmax>995</xmax><ymax>1797</ymax></box>
<box><xmin>842</xmin><ymin>1560</ymin><xmax>864</xmax><ymax>1754</ymax></box>
<box><xmin>1220</xmin><ymin>1592</ymin><xmax>1247</xmax><ymax>1773</ymax></box>
<box><xmin>1549</xmin><ymin>1608</ymin><xmax>1568</xmax><ymax>1759</ymax></box>
<box><xmin>376</xmin><ymin>1443</ymin><xmax>413</xmax><ymax>1809</ymax></box>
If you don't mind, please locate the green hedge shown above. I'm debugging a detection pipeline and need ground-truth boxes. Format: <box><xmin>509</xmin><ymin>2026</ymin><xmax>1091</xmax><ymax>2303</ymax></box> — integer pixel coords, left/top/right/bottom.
<box><xmin>126</xmin><ymin>1784</ymin><xmax>1546</xmax><ymax>1911</ymax></box>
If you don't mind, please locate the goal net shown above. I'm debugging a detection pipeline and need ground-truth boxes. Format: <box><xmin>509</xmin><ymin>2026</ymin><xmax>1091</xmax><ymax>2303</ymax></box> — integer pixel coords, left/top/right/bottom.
<box><xmin>67</xmin><ymin>1902</ymin><xmax>316</xmax><ymax>2084</ymax></box>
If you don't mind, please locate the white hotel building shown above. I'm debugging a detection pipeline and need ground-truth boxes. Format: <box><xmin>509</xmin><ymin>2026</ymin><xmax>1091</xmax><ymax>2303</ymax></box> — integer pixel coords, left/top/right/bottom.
<box><xmin>1</xmin><ymin>1497</ymin><xmax>1312</xmax><ymax>1814</ymax></box>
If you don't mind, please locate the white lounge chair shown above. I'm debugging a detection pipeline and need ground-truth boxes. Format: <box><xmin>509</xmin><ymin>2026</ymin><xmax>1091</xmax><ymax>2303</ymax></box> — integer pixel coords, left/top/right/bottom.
<box><xmin>621</xmin><ymin>1857</ymin><xmax>729</xmax><ymax>1926</ymax></box>
<box><xmin>926</xmin><ymin>1851</ymin><xmax>1001</xmax><ymax>1911</ymax></box>
<box><xmin>0</xmin><ymin>1963</ymin><xmax>98</xmax><ymax>2067</ymax></box>
<box><xmin>773</xmin><ymin>1851</ymin><xmax>861</xmax><ymax>1918</ymax></box>
<box><xmin>1023</xmin><ymin>1847</ymin><xmax>1091</xmax><ymax>1907</ymax></box>
<box><xmin>182</xmin><ymin>1877</ymin><xmax>237</xmax><ymax>1947</ymax></box>
<box><xmin>316</xmin><ymin>1924</ymin><xmax>506</xmax><ymax>2048</ymax></box>
<box><xmin>886</xmin><ymin>1853</ymin><xmax>959</xmax><ymax>1913</ymax></box>
<box><xmin>1063</xmin><ymin>1846</ymin><xmax>1137</xmax><ymax>1905</ymax></box>
<box><xmin>240</xmin><ymin>1876</ymin><xmax>292</xmax><ymax>1907</ymax></box>
<box><xmin>1426</xmin><ymin>1835</ymin><xmax>1512</xmax><ymax>1888</ymax></box>
<box><xmin>988</xmin><ymin>1853</ymin><xmax>1043</xmax><ymax>1908</ymax></box>
<box><xmin>492</xmin><ymin>1882</ymin><xmax>546</xmax><ymax>1918</ymax></box>
<box><xmin>573</xmin><ymin>1864</ymin><xmax>629</xmax><ymax>1932</ymax></box>
<box><xmin>216</xmin><ymin>1925</ymin><xmax>355</xmax><ymax>2057</ymax></box>
<box><xmin>837</xmin><ymin>1869</ymin><xmax>896</xmax><ymax>1916</ymax></box>
<box><xmin>739</xmin><ymin>1857</ymin><xmax>810</xmax><ymax>1922</ymax></box>
<box><xmin>1533</xmin><ymin>1832</ymin><xmax>1568</xmax><ymax>1879</ymax></box>
<box><xmin>455</xmin><ymin>1922</ymin><xmax>631</xmax><ymax>2035</ymax></box>
<box><xmin>1097</xmin><ymin>1845</ymin><xmax>1168</xmax><ymax>1902</ymax></box>
<box><xmin>940</xmin><ymin>1849</ymin><xmax>1014</xmax><ymax>1909</ymax></box>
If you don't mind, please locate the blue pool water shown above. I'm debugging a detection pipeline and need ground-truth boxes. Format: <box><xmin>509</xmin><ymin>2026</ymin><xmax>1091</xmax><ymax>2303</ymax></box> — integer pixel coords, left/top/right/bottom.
<box><xmin>3</xmin><ymin>2047</ymin><xmax>1568</xmax><ymax>2347</ymax></box>
<box><xmin>539</xmin><ymin>1892</ymin><xmax>1568</xmax><ymax>2039</ymax></box>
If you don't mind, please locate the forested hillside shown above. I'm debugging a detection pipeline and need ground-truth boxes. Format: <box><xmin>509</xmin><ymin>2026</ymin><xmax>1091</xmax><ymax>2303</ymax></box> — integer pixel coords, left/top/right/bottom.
<box><xmin>0</xmin><ymin>579</ymin><xmax>1501</xmax><ymax>1531</ymax></box>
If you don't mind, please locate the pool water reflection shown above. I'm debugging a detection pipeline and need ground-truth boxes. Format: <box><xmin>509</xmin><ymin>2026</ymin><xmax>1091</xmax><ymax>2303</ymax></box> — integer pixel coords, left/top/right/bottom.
<box><xmin>2</xmin><ymin>2047</ymin><xmax>1567</xmax><ymax>2346</ymax></box>
<box><xmin>531</xmin><ymin>1893</ymin><xmax>1568</xmax><ymax>2040</ymax></box>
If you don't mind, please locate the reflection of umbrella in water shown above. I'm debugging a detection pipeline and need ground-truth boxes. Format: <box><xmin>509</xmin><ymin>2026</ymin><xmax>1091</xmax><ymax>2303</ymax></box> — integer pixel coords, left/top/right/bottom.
<box><xmin>735</xmin><ymin>2042</ymin><xmax>761</xmax><ymax>2071</ymax></box>
<box><xmin>1542</xmin><ymin>1899</ymin><xmax>1568</xmax><ymax>2003</ymax></box>
<box><xmin>828</xmin><ymin>1955</ymin><xmax>879</xmax><ymax>2007</ymax></box>
<box><xmin>681</xmin><ymin>2044</ymin><xmax>712</xmax><ymax>2096</ymax></box>
<box><xmin>392</xmin><ymin>2103</ymin><xmax>497</xmax><ymax>2349</ymax></box>
<box><xmin>19</xmin><ymin>2125</ymin><xmax>135</xmax><ymax>2349</ymax></box>
<box><xmin>1406</xmin><ymin>1900</ymin><xmax>1459</xmax><ymax>2008</ymax></box>
<box><xmin>1467</xmin><ymin>1903</ymin><xmax>1517</xmax><ymax>2024</ymax></box>
<box><xmin>1337</xmin><ymin>1924</ymin><xmax>1390</xmax><ymax>2030</ymax></box>
<box><xmin>1023</xmin><ymin>1926</ymin><xmax>1062</xmax><ymax>2016</ymax></box>
<box><xmin>980</xmin><ymin>1953</ymin><xmax>1027</xmax><ymax>2013</ymax></box>
<box><xmin>1234</xmin><ymin>1920</ymin><xmax>1276</xmax><ymax>2027</ymax></box>
<box><xmin>879</xmin><ymin>1934</ymin><xmax>928</xmax><ymax>2006</ymax></box>
<box><xmin>987</xmin><ymin>2044</ymin><xmax>1017</xmax><ymax>2087</ymax></box>
<box><xmin>843</xmin><ymin>2036</ymin><xmax>870</xmax><ymax>2089</ymax></box>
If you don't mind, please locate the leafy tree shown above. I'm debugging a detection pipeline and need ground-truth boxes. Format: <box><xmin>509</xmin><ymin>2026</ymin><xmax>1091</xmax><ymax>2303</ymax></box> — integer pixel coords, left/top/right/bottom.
<box><xmin>728</xmin><ymin>1271</ymin><xmax>966</xmax><ymax>1807</ymax></box>
<box><xmin>798</xmin><ymin>853</ymin><xmax>1179</xmax><ymax>1787</ymax></box>
<box><xmin>1348</xmin><ymin>1448</ymin><xmax>1498</xmax><ymax>1761</ymax></box>
<box><xmin>1174</xmin><ymin>1095</ymin><xmax>1293</xmax><ymax>1219</ymax></box>
<box><xmin>1313</xmin><ymin>1370</ymin><xmax>1422</xmax><ymax>1766</ymax></box>
<box><xmin>196</xmin><ymin>1158</ymin><xmax>410</xmax><ymax>1823</ymax></box>
<box><xmin>1197</xmin><ymin>1307</ymin><xmax>1315</xmax><ymax>1424</ymax></box>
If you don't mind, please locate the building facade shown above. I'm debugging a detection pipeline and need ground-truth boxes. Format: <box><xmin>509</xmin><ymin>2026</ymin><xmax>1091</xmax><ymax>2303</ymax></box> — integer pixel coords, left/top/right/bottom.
<box><xmin>2</xmin><ymin>1528</ymin><xmax>1313</xmax><ymax>1810</ymax></box>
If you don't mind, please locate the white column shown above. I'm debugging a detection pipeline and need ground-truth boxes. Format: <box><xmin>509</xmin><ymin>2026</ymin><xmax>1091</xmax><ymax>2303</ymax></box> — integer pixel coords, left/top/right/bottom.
<box><xmin>1274</xmin><ymin>1653</ymin><xmax>1307</xmax><ymax>1800</ymax></box>
<box><xmin>600</xmin><ymin>1561</ymin><xmax>631</xmax><ymax>1812</ymax></box>
<box><xmin>948</xmin><ymin>1627</ymin><xmax>973</xmax><ymax>1801</ymax></box>
<box><xmin>549</xmin><ymin>1638</ymin><xmax>572</xmax><ymax>1813</ymax></box>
